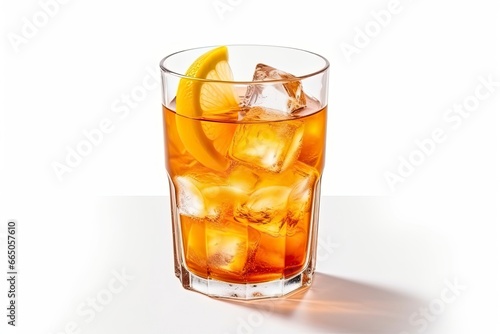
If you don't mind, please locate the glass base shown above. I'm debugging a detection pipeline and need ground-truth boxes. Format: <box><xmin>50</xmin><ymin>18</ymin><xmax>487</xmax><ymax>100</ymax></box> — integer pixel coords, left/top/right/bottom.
<box><xmin>176</xmin><ymin>262</ymin><xmax>314</xmax><ymax>300</ymax></box>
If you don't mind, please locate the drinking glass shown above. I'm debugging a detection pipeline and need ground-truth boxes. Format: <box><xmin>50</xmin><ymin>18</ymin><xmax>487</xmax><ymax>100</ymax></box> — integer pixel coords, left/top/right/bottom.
<box><xmin>160</xmin><ymin>45</ymin><xmax>329</xmax><ymax>299</ymax></box>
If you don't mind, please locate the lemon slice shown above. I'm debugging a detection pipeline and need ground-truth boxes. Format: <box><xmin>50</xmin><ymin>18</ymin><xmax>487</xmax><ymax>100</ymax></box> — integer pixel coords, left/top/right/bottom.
<box><xmin>176</xmin><ymin>46</ymin><xmax>239</xmax><ymax>171</ymax></box>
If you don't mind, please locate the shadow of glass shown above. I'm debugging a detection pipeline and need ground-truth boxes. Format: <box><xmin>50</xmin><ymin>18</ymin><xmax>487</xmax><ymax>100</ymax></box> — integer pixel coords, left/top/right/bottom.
<box><xmin>223</xmin><ymin>272</ymin><xmax>423</xmax><ymax>333</ymax></box>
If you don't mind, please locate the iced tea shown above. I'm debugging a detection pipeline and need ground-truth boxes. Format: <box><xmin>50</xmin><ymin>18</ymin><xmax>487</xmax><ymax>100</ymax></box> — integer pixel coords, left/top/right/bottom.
<box><xmin>160</xmin><ymin>45</ymin><xmax>329</xmax><ymax>299</ymax></box>
<box><xmin>164</xmin><ymin>101</ymin><xmax>326</xmax><ymax>283</ymax></box>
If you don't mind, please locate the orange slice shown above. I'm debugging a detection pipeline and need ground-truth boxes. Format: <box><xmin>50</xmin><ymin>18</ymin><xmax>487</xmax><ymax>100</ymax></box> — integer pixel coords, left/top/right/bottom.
<box><xmin>175</xmin><ymin>46</ymin><xmax>239</xmax><ymax>171</ymax></box>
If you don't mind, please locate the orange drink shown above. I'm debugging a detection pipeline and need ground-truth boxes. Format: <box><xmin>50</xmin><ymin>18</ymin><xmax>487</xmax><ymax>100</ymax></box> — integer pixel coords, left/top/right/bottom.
<box><xmin>160</xmin><ymin>45</ymin><xmax>329</xmax><ymax>299</ymax></box>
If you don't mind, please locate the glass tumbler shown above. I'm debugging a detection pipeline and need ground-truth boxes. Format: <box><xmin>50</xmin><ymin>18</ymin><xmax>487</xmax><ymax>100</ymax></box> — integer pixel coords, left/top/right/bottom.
<box><xmin>160</xmin><ymin>45</ymin><xmax>329</xmax><ymax>299</ymax></box>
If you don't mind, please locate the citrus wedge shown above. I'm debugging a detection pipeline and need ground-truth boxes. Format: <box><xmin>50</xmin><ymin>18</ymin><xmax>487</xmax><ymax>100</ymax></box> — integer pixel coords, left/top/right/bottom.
<box><xmin>175</xmin><ymin>46</ymin><xmax>239</xmax><ymax>171</ymax></box>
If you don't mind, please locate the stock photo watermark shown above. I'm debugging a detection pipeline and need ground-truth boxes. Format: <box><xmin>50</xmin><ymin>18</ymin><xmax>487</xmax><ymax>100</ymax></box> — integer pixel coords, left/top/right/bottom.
<box><xmin>6</xmin><ymin>0</ymin><xmax>73</xmax><ymax>53</ymax></box>
<box><xmin>51</xmin><ymin>66</ymin><xmax>159</xmax><ymax>182</ymax></box>
<box><xmin>340</xmin><ymin>0</ymin><xmax>417</xmax><ymax>63</ymax></box>
<box><xmin>212</xmin><ymin>0</ymin><xmax>245</xmax><ymax>20</ymax></box>
<box><xmin>224</xmin><ymin>301</ymin><xmax>276</xmax><ymax>334</ymax></box>
<box><xmin>5</xmin><ymin>221</ymin><xmax>18</xmax><ymax>327</ymax></box>
<box><xmin>317</xmin><ymin>235</ymin><xmax>341</xmax><ymax>262</ymax></box>
<box><xmin>399</xmin><ymin>277</ymin><xmax>466</xmax><ymax>334</ymax></box>
<box><xmin>48</xmin><ymin>268</ymin><xmax>134</xmax><ymax>334</ymax></box>
<box><xmin>385</xmin><ymin>74</ymin><xmax>499</xmax><ymax>191</ymax></box>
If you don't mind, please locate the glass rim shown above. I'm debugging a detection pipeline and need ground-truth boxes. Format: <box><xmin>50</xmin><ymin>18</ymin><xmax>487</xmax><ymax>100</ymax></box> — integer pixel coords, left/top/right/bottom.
<box><xmin>159</xmin><ymin>44</ymin><xmax>330</xmax><ymax>84</ymax></box>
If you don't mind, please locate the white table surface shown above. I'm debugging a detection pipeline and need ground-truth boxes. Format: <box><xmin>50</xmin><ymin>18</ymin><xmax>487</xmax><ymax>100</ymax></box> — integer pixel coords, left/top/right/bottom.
<box><xmin>1</xmin><ymin>194</ymin><xmax>497</xmax><ymax>334</ymax></box>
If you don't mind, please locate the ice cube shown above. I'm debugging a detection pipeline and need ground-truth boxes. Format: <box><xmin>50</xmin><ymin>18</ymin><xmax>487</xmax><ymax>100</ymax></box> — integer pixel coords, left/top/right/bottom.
<box><xmin>297</xmin><ymin>103</ymin><xmax>326</xmax><ymax>170</ymax></box>
<box><xmin>285</xmin><ymin>162</ymin><xmax>319</xmax><ymax>229</ymax></box>
<box><xmin>202</xmin><ymin>185</ymin><xmax>249</xmax><ymax>217</ymax></box>
<box><xmin>244</xmin><ymin>63</ymin><xmax>307</xmax><ymax>114</ymax></box>
<box><xmin>228</xmin><ymin>164</ymin><xmax>260</xmax><ymax>193</ymax></box>
<box><xmin>182</xmin><ymin>216</ymin><xmax>208</xmax><ymax>275</ymax></box>
<box><xmin>175</xmin><ymin>173</ymin><xmax>225</xmax><ymax>218</ymax></box>
<box><xmin>229</xmin><ymin>107</ymin><xmax>305</xmax><ymax>172</ymax></box>
<box><xmin>206</xmin><ymin>220</ymin><xmax>260</xmax><ymax>276</ymax></box>
<box><xmin>234</xmin><ymin>186</ymin><xmax>291</xmax><ymax>237</ymax></box>
<box><xmin>250</xmin><ymin>227</ymin><xmax>286</xmax><ymax>279</ymax></box>
<box><xmin>176</xmin><ymin>176</ymin><xmax>206</xmax><ymax>218</ymax></box>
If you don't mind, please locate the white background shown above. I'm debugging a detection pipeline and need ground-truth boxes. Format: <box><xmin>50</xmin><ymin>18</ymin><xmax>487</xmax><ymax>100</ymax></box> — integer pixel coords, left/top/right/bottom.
<box><xmin>1</xmin><ymin>0</ymin><xmax>499</xmax><ymax>333</ymax></box>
